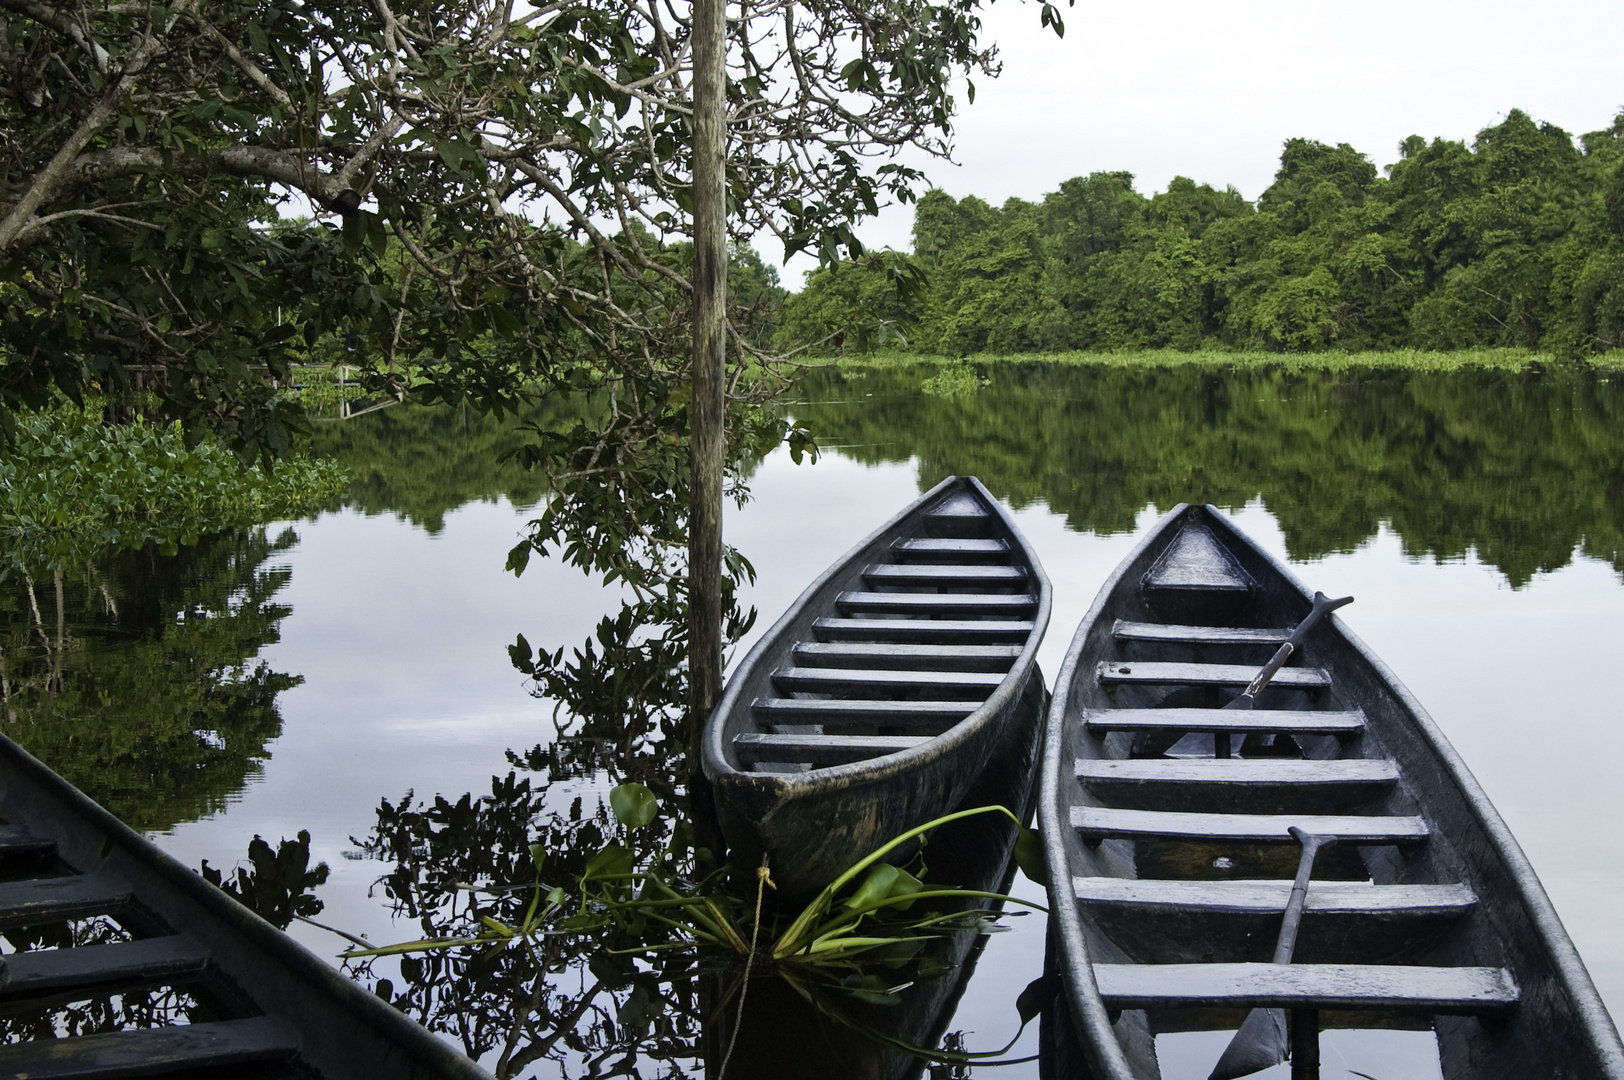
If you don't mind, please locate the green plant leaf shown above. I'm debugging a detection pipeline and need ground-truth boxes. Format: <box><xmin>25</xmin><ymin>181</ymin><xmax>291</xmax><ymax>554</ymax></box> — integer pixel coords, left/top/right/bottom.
<box><xmin>1015</xmin><ymin>826</ymin><xmax>1048</xmax><ymax>887</ymax></box>
<box><xmin>609</xmin><ymin>782</ymin><xmax>657</xmax><ymax>829</ymax></box>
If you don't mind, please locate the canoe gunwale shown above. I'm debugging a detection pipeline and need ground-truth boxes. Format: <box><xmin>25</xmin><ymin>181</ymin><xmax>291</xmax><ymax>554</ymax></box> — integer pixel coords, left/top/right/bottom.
<box><xmin>0</xmin><ymin>733</ymin><xmax>494</xmax><ymax>1080</ymax></box>
<box><xmin>1040</xmin><ymin>503</ymin><xmax>1624</xmax><ymax>1080</ymax></box>
<box><xmin>702</xmin><ymin>474</ymin><xmax>1052</xmax><ymax>795</ymax></box>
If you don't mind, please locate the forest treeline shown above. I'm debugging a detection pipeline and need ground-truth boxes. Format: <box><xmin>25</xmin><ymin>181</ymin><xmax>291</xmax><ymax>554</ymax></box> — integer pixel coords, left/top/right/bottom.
<box><xmin>779</xmin><ymin>109</ymin><xmax>1624</xmax><ymax>356</ymax></box>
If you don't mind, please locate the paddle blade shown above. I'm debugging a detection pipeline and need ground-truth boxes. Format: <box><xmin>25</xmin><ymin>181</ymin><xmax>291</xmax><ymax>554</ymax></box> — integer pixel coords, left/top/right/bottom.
<box><xmin>1209</xmin><ymin>1007</ymin><xmax>1287</xmax><ymax>1080</ymax></box>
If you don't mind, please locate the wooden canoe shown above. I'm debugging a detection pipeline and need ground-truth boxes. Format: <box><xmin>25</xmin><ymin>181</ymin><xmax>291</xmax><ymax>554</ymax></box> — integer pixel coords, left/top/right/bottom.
<box><xmin>703</xmin><ymin>475</ymin><xmax>1051</xmax><ymax>898</ymax></box>
<box><xmin>0</xmin><ymin>732</ymin><xmax>491</xmax><ymax>1079</ymax></box>
<box><xmin>1039</xmin><ymin>503</ymin><xmax>1624</xmax><ymax>1079</ymax></box>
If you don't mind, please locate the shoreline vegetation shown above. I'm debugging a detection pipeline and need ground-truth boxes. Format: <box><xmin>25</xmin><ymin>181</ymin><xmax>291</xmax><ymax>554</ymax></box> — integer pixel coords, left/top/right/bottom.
<box><xmin>827</xmin><ymin>347</ymin><xmax>1624</xmax><ymax>374</ymax></box>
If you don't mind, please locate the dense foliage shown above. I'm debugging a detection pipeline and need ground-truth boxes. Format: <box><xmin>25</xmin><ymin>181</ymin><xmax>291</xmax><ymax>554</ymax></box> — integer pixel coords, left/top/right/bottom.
<box><xmin>783</xmin><ymin>109</ymin><xmax>1624</xmax><ymax>357</ymax></box>
<box><xmin>0</xmin><ymin>403</ymin><xmax>345</xmax><ymax>576</ymax></box>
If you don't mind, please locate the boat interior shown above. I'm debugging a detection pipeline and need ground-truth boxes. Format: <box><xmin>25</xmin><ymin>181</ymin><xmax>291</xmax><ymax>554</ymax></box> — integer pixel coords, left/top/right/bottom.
<box><xmin>729</xmin><ymin>481</ymin><xmax>1042</xmax><ymax>774</ymax></box>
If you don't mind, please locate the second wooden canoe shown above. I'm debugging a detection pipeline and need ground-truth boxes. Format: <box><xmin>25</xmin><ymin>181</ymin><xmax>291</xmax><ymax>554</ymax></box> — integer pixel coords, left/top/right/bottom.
<box><xmin>702</xmin><ymin>476</ymin><xmax>1051</xmax><ymax>898</ymax></box>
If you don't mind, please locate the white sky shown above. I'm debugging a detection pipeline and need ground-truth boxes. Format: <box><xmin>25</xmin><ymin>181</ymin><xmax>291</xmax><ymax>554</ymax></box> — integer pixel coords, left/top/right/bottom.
<box><xmin>777</xmin><ymin>0</ymin><xmax>1624</xmax><ymax>286</ymax></box>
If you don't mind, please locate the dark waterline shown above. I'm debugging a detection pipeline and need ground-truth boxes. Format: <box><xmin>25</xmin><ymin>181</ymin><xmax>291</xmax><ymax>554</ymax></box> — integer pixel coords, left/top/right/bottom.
<box><xmin>3</xmin><ymin>361</ymin><xmax>1622</xmax><ymax>1077</ymax></box>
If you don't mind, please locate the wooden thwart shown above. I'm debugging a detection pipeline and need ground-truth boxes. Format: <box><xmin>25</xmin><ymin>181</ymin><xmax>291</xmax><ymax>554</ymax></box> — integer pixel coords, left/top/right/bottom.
<box><xmin>0</xmin><ymin>1016</ymin><xmax>301</xmax><ymax>1078</ymax></box>
<box><xmin>792</xmin><ymin>642</ymin><xmax>1022</xmax><ymax>672</ymax></box>
<box><xmin>0</xmin><ymin>872</ymin><xmax>132</xmax><ymax>927</ymax></box>
<box><xmin>735</xmin><ymin>733</ymin><xmax>927</xmax><ymax>768</ymax></box>
<box><xmin>1071</xmin><ymin>806</ymin><xmax>1430</xmax><ymax>844</ymax></box>
<box><xmin>1076</xmin><ymin>758</ymin><xmax>1399</xmax><ymax>786</ymax></box>
<box><xmin>1097</xmin><ymin>661</ymin><xmax>1330</xmax><ymax>690</ymax></box>
<box><xmin>1072</xmin><ymin>877</ymin><xmax>1477</xmax><ymax>917</ymax></box>
<box><xmin>863</xmin><ymin>563</ymin><xmax>1028</xmax><ymax>587</ymax></box>
<box><xmin>771</xmin><ymin>665</ymin><xmax>1002</xmax><ymax>698</ymax></box>
<box><xmin>1085</xmin><ymin>708</ymin><xmax>1365</xmax><ymax>736</ymax></box>
<box><xmin>3</xmin><ymin>935</ymin><xmax>210</xmax><ymax>995</ymax></box>
<box><xmin>812</xmin><ymin>617</ymin><xmax>1035</xmax><ymax>644</ymax></box>
<box><xmin>751</xmin><ymin>697</ymin><xmax>975</xmax><ymax>730</ymax></box>
<box><xmin>1112</xmin><ymin>621</ymin><xmax>1293</xmax><ymax>647</ymax></box>
<box><xmin>837</xmin><ymin>591</ymin><xmax>1038</xmax><ymax>616</ymax></box>
<box><xmin>890</xmin><ymin>537</ymin><xmax>1010</xmax><ymax>561</ymax></box>
<box><xmin>1092</xmin><ymin>962</ymin><xmax>1518</xmax><ymax>1013</ymax></box>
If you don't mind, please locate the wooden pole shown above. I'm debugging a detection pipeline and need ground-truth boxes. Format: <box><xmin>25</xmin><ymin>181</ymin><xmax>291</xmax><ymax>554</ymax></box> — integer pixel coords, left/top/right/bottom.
<box><xmin>688</xmin><ymin>0</ymin><xmax>727</xmax><ymax>762</ymax></box>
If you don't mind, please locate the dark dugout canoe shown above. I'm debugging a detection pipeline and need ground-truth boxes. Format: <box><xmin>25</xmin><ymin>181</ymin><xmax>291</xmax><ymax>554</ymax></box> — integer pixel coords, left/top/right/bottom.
<box><xmin>0</xmin><ymin>733</ymin><xmax>491</xmax><ymax>1079</ymax></box>
<box><xmin>703</xmin><ymin>475</ymin><xmax>1051</xmax><ymax>899</ymax></box>
<box><xmin>1039</xmin><ymin>503</ymin><xmax>1624</xmax><ymax>1080</ymax></box>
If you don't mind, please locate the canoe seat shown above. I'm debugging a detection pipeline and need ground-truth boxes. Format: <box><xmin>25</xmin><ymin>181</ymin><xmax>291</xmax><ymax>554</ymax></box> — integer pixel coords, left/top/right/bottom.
<box><xmin>837</xmin><ymin>591</ymin><xmax>1037</xmax><ymax>617</ymax></box>
<box><xmin>1073</xmin><ymin>877</ymin><xmax>1476</xmax><ymax>917</ymax></box>
<box><xmin>0</xmin><ymin>1015</ymin><xmax>300</xmax><ymax>1076</ymax></box>
<box><xmin>771</xmin><ymin>665</ymin><xmax>1001</xmax><ymax>700</ymax></box>
<box><xmin>1092</xmin><ymin>962</ymin><xmax>1517</xmax><ymax>1014</ymax></box>
<box><xmin>1113</xmin><ymin>621</ymin><xmax>1293</xmax><ymax>647</ymax></box>
<box><xmin>793</xmin><ymin>642</ymin><xmax>1021</xmax><ymax>673</ymax></box>
<box><xmin>1086</xmin><ymin>709</ymin><xmax>1365</xmax><ymax>737</ymax></box>
<box><xmin>1098</xmin><ymin>661</ymin><xmax>1330</xmax><ymax>691</ymax></box>
<box><xmin>813</xmin><ymin>618</ymin><xmax>1034</xmax><ymax>644</ymax></box>
<box><xmin>1072</xmin><ymin>878</ymin><xmax>1478</xmax><ymax>964</ymax></box>
<box><xmin>752</xmin><ymin>698</ymin><xmax>974</xmax><ymax>733</ymax></box>
<box><xmin>1071</xmin><ymin>806</ymin><xmax>1429</xmax><ymax>845</ymax></box>
<box><xmin>3</xmin><ymin>934</ymin><xmax>211</xmax><ymax>996</ymax></box>
<box><xmin>0</xmin><ymin>872</ymin><xmax>132</xmax><ymax>928</ymax></box>
<box><xmin>1077</xmin><ymin>758</ymin><xmax>1399</xmax><ymax>813</ymax></box>
<box><xmin>923</xmin><ymin>492</ymin><xmax>994</xmax><ymax>538</ymax></box>
<box><xmin>0</xmin><ymin>823</ymin><xmax>58</xmax><ymax>858</ymax></box>
<box><xmin>735</xmin><ymin>733</ymin><xmax>927</xmax><ymax>769</ymax></box>
<box><xmin>863</xmin><ymin>563</ymin><xmax>1028</xmax><ymax>589</ymax></box>
<box><xmin>1141</xmin><ymin>524</ymin><xmax>1257</xmax><ymax>594</ymax></box>
<box><xmin>890</xmin><ymin>537</ymin><xmax>1011</xmax><ymax>562</ymax></box>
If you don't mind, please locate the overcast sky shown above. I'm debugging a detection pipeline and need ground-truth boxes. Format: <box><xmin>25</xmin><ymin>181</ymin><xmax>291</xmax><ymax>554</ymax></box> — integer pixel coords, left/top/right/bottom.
<box><xmin>777</xmin><ymin>0</ymin><xmax>1624</xmax><ymax>286</ymax></box>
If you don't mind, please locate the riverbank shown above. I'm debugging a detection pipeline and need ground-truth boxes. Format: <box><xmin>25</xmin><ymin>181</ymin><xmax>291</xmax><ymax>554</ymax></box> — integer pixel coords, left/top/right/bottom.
<box><xmin>831</xmin><ymin>347</ymin><xmax>1624</xmax><ymax>373</ymax></box>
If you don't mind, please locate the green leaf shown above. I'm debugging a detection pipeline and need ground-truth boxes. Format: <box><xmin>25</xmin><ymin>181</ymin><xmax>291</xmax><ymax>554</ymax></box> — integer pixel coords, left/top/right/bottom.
<box><xmin>582</xmin><ymin>843</ymin><xmax>633</xmax><ymax>880</ymax></box>
<box><xmin>609</xmin><ymin>783</ymin><xmax>657</xmax><ymax>829</ymax></box>
<box><xmin>527</xmin><ymin>842</ymin><xmax>546</xmax><ymax>873</ymax></box>
<box><xmin>1015</xmin><ymin>826</ymin><xmax>1048</xmax><ymax>888</ymax></box>
<box><xmin>1016</xmin><ymin>972</ymin><xmax>1057</xmax><ymax>1025</ymax></box>
<box><xmin>842</xmin><ymin>862</ymin><xmax>924</xmax><ymax>912</ymax></box>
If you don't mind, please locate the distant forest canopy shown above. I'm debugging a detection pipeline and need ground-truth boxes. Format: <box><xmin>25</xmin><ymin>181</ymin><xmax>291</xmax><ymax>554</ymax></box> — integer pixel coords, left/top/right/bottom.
<box><xmin>778</xmin><ymin>108</ymin><xmax>1624</xmax><ymax>356</ymax></box>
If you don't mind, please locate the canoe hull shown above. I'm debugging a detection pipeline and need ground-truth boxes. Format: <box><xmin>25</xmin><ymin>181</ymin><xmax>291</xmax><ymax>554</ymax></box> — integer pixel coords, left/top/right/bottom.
<box><xmin>705</xmin><ymin>476</ymin><xmax>1052</xmax><ymax>899</ymax></box>
<box><xmin>1040</xmin><ymin>503</ymin><xmax>1624</xmax><ymax>1080</ymax></box>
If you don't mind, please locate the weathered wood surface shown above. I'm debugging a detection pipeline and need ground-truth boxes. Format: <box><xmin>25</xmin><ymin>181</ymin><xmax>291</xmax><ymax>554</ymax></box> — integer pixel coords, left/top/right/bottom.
<box><xmin>1084</xmin><ymin>708</ymin><xmax>1365</xmax><ymax>736</ymax></box>
<box><xmin>0</xmin><ymin>1016</ymin><xmax>301</xmax><ymax>1078</ymax></box>
<box><xmin>3</xmin><ymin>935</ymin><xmax>210</xmax><ymax>995</ymax></box>
<box><xmin>704</xmin><ymin>475</ymin><xmax>1051</xmax><ymax>898</ymax></box>
<box><xmin>0</xmin><ymin>871</ymin><xmax>131</xmax><ymax>926</ymax></box>
<box><xmin>1071</xmin><ymin>806</ymin><xmax>1430</xmax><ymax>844</ymax></box>
<box><xmin>1038</xmin><ymin>502</ymin><xmax>1624</xmax><ymax>1080</ymax></box>
<box><xmin>1093</xmin><ymin>962</ymin><xmax>1518</xmax><ymax>1012</ymax></box>
<box><xmin>1113</xmin><ymin>621</ymin><xmax>1292</xmax><ymax>646</ymax></box>
<box><xmin>793</xmin><ymin>641</ymin><xmax>1023</xmax><ymax>671</ymax></box>
<box><xmin>812</xmin><ymin>617</ymin><xmax>1035</xmax><ymax>643</ymax></box>
<box><xmin>1097</xmin><ymin>660</ymin><xmax>1330</xmax><ymax>690</ymax></box>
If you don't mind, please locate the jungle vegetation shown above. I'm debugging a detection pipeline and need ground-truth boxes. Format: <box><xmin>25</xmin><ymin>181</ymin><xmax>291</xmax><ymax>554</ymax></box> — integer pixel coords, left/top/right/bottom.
<box><xmin>781</xmin><ymin>109</ymin><xmax>1624</xmax><ymax>358</ymax></box>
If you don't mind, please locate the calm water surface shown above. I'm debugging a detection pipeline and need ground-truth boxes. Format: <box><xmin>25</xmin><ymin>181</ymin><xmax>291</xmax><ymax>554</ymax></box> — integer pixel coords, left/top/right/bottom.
<box><xmin>5</xmin><ymin>362</ymin><xmax>1623</xmax><ymax>1079</ymax></box>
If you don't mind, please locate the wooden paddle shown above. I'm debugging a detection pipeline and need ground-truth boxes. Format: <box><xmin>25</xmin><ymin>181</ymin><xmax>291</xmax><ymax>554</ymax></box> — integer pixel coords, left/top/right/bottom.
<box><xmin>1208</xmin><ymin>827</ymin><xmax>1338</xmax><ymax>1080</ymax></box>
<box><xmin>1168</xmin><ymin>590</ymin><xmax>1353</xmax><ymax>758</ymax></box>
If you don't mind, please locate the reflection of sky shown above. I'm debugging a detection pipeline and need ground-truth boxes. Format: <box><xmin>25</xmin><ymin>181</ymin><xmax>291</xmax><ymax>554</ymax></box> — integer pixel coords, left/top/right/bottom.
<box><xmin>154</xmin><ymin>447</ymin><xmax>1624</xmax><ymax>1079</ymax></box>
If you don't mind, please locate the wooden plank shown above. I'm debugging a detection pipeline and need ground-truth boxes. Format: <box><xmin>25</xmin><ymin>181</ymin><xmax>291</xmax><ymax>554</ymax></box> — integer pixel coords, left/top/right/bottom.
<box><xmin>1093</xmin><ymin>962</ymin><xmax>1517</xmax><ymax>1013</ymax></box>
<box><xmin>0</xmin><ymin>1016</ymin><xmax>300</xmax><ymax>1078</ymax></box>
<box><xmin>771</xmin><ymin>666</ymin><xmax>1002</xmax><ymax>698</ymax></box>
<box><xmin>890</xmin><ymin>538</ymin><xmax>1010</xmax><ymax>561</ymax></box>
<box><xmin>1077</xmin><ymin>758</ymin><xmax>1399</xmax><ymax>786</ymax></box>
<box><xmin>792</xmin><ymin>642</ymin><xmax>1022</xmax><ymax>672</ymax></box>
<box><xmin>1098</xmin><ymin>661</ymin><xmax>1330</xmax><ymax>690</ymax></box>
<box><xmin>735</xmin><ymin>733</ymin><xmax>926</xmax><ymax>767</ymax></box>
<box><xmin>862</xmin><ymin>564</ymin><xmax>1028</xmax><ymax>588</ymax></box>
<box><xmin>1071</xmin><ymin>806</ymin><xmax>1430</xmax><ymax>844</ymax></box>
<box><xmin>0</xmin><ymin>823</ymin><xmax>57</xmax><ymax>856</ymax></box>
<box><xmin>1113</xmin><ymin>621</ymin><xmax>1292</xmax><ymax>646</ymax></box>
<box><xmin>752</xmin><ymin>698</ymin><xmax>975</xmax><ymax>730</ymax></box>
<box><xmin>1086</xmin><ymin>709</ymin><xmax>1365</xmax><ymax>736</ymax></box>
<box><xmin>3</xmin><ymin>934</ymin><xmax>211</xmax><ymax>995</ymax></box>
<box><xmin>0</xmin><ymin>873</ymin><xmax>131</xmax><ymax>927</ymax></box>
<box><xmin>926</xmin><ymin>492</ymin><xmax>989</xmax><ymax>519</ymax></box>
<box><xmin>1072</xmin><ymin>877</ymin><xmax>1477</xmax><ymax>917</ymax></box>
<box><xmin>812</xmin><ymin>618</ymin><xmax>1034</xmax><ymax>644</ymax></box>
<box><xmin>837</xmin><ymin>592</ymin><xmax>1037</xmax><ymax>616</ymax></box>
<box><xmin>1142</xmin><ymin>525</ymin><xmax>1255</xmax><ymax>593</ymax></box>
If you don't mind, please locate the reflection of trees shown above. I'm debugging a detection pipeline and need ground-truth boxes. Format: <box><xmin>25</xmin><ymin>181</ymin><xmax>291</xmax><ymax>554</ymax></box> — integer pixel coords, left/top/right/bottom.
<box><xmin>0</xmin><ymin>528</ymin><xmax>302</xmax><ymax>831</ymax></box>
<box><xmin>795</xmin><ymin>362</ymin><xmax>1624</xmax><ymax>586</ymax></box>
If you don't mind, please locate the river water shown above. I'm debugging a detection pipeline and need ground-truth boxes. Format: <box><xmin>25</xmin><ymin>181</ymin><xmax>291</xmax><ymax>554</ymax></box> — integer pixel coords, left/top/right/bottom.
<box><xmin>4</xmin><ymin>360</ymin><xmax>1622</xmax><ymax>1079</ymax></box>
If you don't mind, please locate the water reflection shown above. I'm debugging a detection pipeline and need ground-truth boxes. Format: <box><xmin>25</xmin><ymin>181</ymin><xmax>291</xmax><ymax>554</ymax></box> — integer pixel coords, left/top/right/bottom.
<box><xmin>792</xmin><ymin>362</ymin><xmax>1624</xmax><ymax>586</ymax></box>
<box><xmin>0</xmin><ymin>528</ymin><xmax>301</xmax><ymax>831</ymax></box>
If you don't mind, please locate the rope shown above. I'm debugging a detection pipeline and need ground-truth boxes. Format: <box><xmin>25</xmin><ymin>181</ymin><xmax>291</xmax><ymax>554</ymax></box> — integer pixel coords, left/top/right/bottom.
<box><xmin>717</xmin><ymin>855</ymin><xmax>772</xmax><ymax>1080</ymax></box>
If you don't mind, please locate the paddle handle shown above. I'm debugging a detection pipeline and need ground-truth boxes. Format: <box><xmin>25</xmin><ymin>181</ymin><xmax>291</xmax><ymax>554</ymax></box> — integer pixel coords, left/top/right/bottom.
<box><xmin>1236</xmin><ymin>592</ymin><xmax>1354</xmax><ymax>703</ymax></box>
<box><xmin>1273</xmin><ymin>827</ymin><xmax>1337</xmax><ymax>966</ymax></box>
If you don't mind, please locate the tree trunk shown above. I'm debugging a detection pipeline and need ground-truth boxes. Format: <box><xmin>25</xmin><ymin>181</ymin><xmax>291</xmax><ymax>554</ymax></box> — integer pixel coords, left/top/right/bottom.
<box><xmin>687</xmin><ymin>0</ymin><xmax>727</xmax><ymax>764</ymax></box>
